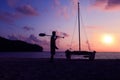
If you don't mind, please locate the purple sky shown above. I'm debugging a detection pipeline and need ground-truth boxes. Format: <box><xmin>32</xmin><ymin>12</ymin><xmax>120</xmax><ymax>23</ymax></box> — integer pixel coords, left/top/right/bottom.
<box><xmin>0</xmin><ymin>0</ymin><xmax>120</xmax><ymax>52</ymax></box>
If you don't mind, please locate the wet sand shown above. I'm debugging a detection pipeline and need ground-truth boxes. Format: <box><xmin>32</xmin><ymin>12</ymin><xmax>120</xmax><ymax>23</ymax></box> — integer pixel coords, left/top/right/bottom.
<box><xmin>0</xmin><ymin>58</ymin><xmax>120</xmax><ymax>80</ymax></box>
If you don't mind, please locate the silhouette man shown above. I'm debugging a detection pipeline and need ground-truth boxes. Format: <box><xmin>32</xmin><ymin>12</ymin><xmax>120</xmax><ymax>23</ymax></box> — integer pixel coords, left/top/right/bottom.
<box><xmin>50</xmin><ymin>31</ymin><xmax>58</xmax><ymax>61</ymax></box>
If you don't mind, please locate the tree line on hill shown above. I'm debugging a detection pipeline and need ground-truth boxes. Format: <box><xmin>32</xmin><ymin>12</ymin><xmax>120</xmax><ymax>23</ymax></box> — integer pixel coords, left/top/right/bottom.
<box><xmin>0</xmin><ymin>36</ymin><xmax>43</xmax><ymax>52</ymax></box>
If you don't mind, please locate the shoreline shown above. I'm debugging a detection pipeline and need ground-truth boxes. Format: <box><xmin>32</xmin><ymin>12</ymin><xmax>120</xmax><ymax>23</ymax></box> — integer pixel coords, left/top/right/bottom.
<box><xmin>0</xmin><ymin>57</ymin><xmax>120</xmax><ymax>62</ymax></box>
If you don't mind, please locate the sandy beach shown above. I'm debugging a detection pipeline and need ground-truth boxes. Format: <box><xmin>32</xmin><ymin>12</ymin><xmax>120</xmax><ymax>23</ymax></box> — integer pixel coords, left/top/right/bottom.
<box><xmin>0</xmin><ymin>58</ymin><xmax>120</xmax><ymax>80</ymax></box>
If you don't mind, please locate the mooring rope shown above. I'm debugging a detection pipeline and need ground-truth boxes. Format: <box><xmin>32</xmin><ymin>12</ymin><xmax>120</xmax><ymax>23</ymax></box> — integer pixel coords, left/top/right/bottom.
<box><xmin>69</xmin><ymin>14</ymin><xmax>77</xmax><ymax>50</ymax></box>
<box><xmin>80</xmin><ymin>13</ymin><xmax>91</xmax><ymax>51</ymax></box>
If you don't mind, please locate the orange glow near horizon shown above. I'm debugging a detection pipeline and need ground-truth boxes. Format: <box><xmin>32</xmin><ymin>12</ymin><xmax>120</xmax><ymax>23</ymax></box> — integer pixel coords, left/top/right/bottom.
<box><xmin>93</xmin><ymin>33</ymin><xmax>120</xmax><ymax>52</ymax></box>
<box><xmin>58</xmin><ymin>32</ymin><xmax>120</xmax><ymax>52</ymax></box>
<box><xmin>83</xmin><ymin>32</ymin><xmax>120</xmax><ymax>52</ymax></box>
<box><xmin>101</xmin><ymin>34</ymin><xmax>114</xmax><ymax>45</ymax></box>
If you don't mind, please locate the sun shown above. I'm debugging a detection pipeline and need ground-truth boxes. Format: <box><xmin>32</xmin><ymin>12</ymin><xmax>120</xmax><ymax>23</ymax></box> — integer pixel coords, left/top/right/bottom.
<box><xmin>102</xmin><ymin>34</ymin><xmax>114</xmax><ymax>45</ymax></box>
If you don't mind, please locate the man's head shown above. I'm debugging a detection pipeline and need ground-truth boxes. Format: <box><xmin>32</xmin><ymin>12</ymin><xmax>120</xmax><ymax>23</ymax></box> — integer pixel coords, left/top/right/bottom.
<box><xmin>52</xmin><ymin>31</ymin><xmax>56</xmax><ymax>36</ymax></box>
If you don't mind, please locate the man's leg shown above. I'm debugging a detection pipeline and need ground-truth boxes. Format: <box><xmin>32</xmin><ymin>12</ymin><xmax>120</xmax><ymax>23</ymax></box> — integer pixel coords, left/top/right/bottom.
<box><xmin>50</xmin><ymin>52</ymin><xmax>55</xmax><ymax>61</ymax></box>
<box><xmin>50</xmin><ymin>54</ymin><xmax>54</xmax><ymax>61</ymax></box>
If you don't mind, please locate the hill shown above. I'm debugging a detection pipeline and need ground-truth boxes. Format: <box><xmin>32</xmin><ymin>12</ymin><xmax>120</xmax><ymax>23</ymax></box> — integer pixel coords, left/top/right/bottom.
<box><xmin>0</xmin><ymin>36</ymin><xmax>43</xmax><ymax>52</ymax></box>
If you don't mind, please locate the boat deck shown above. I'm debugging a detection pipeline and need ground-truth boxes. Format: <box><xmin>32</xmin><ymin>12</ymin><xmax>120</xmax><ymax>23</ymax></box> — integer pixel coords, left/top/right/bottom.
<box><xmin>65</xmin><ymin>50</ymin><xmax>96</xmax><ymax>61</ymax></box>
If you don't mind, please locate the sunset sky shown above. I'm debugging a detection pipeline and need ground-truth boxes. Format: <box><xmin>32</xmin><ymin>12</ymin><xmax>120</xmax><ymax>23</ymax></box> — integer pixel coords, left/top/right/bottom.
<box><xmin>0</xmin><ymin>0</ymin><xmax>120</xmax><ymax>52</ymax></box>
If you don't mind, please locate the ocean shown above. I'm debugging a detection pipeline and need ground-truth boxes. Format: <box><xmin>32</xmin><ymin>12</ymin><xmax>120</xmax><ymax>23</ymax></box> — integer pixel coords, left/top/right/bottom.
<box><xmin>0</xmin><ymin>52</ymin><xmax>120</xmax><ymax>59</ymax></box>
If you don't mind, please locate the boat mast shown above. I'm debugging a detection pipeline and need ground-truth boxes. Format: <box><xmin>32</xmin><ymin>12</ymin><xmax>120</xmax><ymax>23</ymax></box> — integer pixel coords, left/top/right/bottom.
<box><xmin>78</xmin><ymin>2</ymin><xmax>81</xmax><ymax>51</ymax></box>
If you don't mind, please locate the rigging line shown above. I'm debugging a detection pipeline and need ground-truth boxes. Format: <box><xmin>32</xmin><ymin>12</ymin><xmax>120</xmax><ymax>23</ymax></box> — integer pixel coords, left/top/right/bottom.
<box><xmin>69</xmin><ymin>13</ymin><xmax>78</xmax><ymax>50</ymax></box>
<box><xmin>80</xmin><ymin>13</ymin><xmax>91</xmax><ymax>51</ymax></box>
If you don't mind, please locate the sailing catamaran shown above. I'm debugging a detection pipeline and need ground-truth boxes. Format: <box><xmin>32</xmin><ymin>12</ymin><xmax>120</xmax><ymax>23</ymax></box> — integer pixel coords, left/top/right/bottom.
<box><xmin>65</xmin><ymin>2</ymin><xmax>96</xmax><ymax>60</ymax></box>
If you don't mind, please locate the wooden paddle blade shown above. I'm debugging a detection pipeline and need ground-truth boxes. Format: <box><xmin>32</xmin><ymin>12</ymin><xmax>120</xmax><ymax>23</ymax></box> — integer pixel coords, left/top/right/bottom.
<box><xmin>39</xmin><ymin>33</ymin><xmax>46</xmax><ymax>37</ymax></box>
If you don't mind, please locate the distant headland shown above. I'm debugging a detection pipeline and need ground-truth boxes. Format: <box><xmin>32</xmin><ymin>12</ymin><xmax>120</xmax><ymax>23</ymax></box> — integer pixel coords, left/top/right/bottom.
<box><xmin>0</xmin><ymin>36</ymin><xmax>43</xmax><ymax>52</ymax></box>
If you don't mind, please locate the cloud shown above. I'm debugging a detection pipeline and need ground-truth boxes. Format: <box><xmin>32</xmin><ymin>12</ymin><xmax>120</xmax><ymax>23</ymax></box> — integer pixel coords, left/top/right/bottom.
<box><xmin>8</xmin><ymin>34</ymin><xmax>18</xmax><ymax>40</ymax></box>
<box><xmin>23</xmin><ymin>26</ymin><xmax>34</xmax><ymax>31</ymax></box>
<box><xmin>0</xmin><ymin>4</ymin><xmax>39</xmax><ymax>24</ymax></box>
<box><xmin>8</xmin><ymin>34</ymin><xmax>28</xmax><ymax>41</ymax></box>
<box><xmin>52</xmin><ymin>0</ymin><xmax>70</xmax><ymax>19</ymax></box>
<box><xmin>71</xmin><ymin>0</ymin><xmax>79</xmax><ymax>14</ymax></box>
<box><xmin>53</xmin><ymin>0</ymin><xmax>60</xmax><ymax>6</ymax></box>
<box><xmin>27</xmin><ymin>34</ymin><xmax>49</xmax><ymax>47</ymax></box>
<box><xmin>7</xmin><ymin>31</ymin><xmax>69</xmax><ymax>51</ymax></box>
<box><xmin>57</xmin><ymin>6</ymin><xmax>69</xmax><ymax>19</ymax></box>
<box><xmin>91</xmin><ymin>0</ymin><xmax>120</xmax><ymax>11</ymax></box>
<box><xmin>7</xmin><ymin>0</ymin><xmax>19</xmax><ymax>7</ymax></box>
<box><xmin>71</xmin><ymin>0</ymin><xmax>79</xmax><ymax>4</ymax></box>
<box><xmin>52</xmin><ymin>0</ymin><xmax>79</xmax><ymax>19</ymax></box>
<box><xmin>0</xmin><ymin>12</ymin><xmax>14</xmax><ymax>24</ymax></box>
<box><xmin>7</xmin><ymin>34</ymin><xmax>49</xmax><ymax>50</ymax></box>
<box><xmin>56</xmin><ymin>31</ymin><xmax>69</xmax><ymax>38</ymax></box>
<box><xmin>16</xmin><ymin>4</ymin><xmax>39</xmax><ymax>16</ymax></box>
<box><xmin>0</xmin><ymin>11</ymin><xmax>20</xmax><ymax>24</ymax></box>
<box><xmin>62</xmin><ymin>32</ymin><xmax>69</xmax><ymax>37</ymax></box>
<box><xmin>27</xmin><ymin>34</ymin><xmax>40</xmax><ymax>43</ymax></box>
<box><xmin>86</xmin><ymin>25</ymin><xmax>102</xmax><ymax>30</ymax></box>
